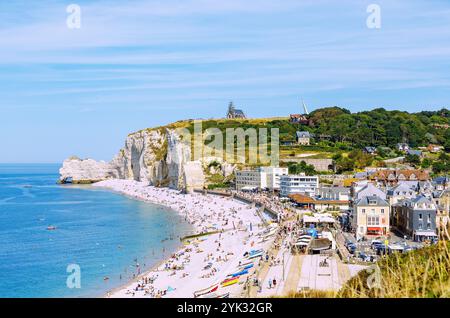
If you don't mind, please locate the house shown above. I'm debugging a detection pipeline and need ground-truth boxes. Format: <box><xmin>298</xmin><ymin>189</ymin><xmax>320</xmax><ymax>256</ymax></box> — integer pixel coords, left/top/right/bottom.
<box><xmin>391</xmin><ymin>195</ymin><xmax>437</xmax><ymax>242</ymax></box>
<box><xmin>369</xmin><ymin>169</ymin><xmax>430</xmax><ymax>186</ymax></box>
<box><xmin>289</xmin><ymin>193</ymin><xmax>349</xmax><ymax>211</ymax></box>
<box><xmin>433</xmin><ymin>176</ymin><xmax>450</xmax><ymax>191</ymax></box>
<box><xmin>406</xmin><ymin>149</ymin><xmax>422</xmax><ymax>157</ymax></box>
<box><xmin>387</xmin><ymin>182</ymin><xmax>417</xmax><ymax>206</ymax></box>
<box><xmin>397</xmin><ymin>143</ymin><xmax>410</xmax><ymax>152</ymax></box>
<box><xmin>354</xmin><ymin>183</ymin><xmax>387</xmax><ymax>201</ymax></box>
<box><xmin>280</xmin><ymin>174</ymin><xmax>319</xmax><ymax>197</ymax></box>
<box><xmin>316</xmin><ymin>186</ymin><xmax>350</xmax><ymax>201</ymax></box>
<box><xmin>354</xmin><ymin>195</ymin><xmax>390</xmax><ymax>238</ymax></box>
<box><xmin>289</xmin><ymin>114</ymin><xmax>308</xmax><ymax>124</ymax></box>
<box><xmin>427</xmin><ymin>144</ymin><xmax>444</xmax><ymax>153</ymax></box>
<box><xmin>435</xmin><ymin>190</ymin><xmax>450</xmax><ymax>230</ymax></box>
<box><xmin>226</xmin><ymin>102</ymin><xmax>246</xmax><ymax>119</ymax></box>
<box><xmin>363</xmin><ymin>146</ymin><xmax>377</xmax><ymax>155</ymax></box>
<box><xmin>280</xmin><ymin>140</ymin><xmax>295</xmax><ymax>146</ymax></box>
<box><xmin>296</xmin><ymin>131</ymin><xmax>311</xmax><ymax>145</ymax></box>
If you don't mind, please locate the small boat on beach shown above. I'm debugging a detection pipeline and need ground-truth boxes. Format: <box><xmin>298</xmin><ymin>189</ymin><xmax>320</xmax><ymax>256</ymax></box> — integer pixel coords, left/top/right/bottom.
<box><xmin>247</xmin><ymin>251</ymin><xmax>263</xmax><ymax>259</ymax></box>
<box><xmin>221</xmin><ymin>278</ymin><xmax>239</xmax><ymax>287</ymax></box>
<box><xmin>237</xmin><ymin>260</ymin><xmax>253</xmax><ymax>268</ymax></box>
<box><xmin>227</xmin><ymin>269</ymin><xmax>249</xmax><ymax>278</ymax></box>
<box><xmin>238</xmin><ymin>263</ymin><xmax>254</xmax><ymax>270</ymax></box>
<box><xmin>193</xmin><ymin>283</ymin><xmax>219</xmax><ymax>298</ymax></box>
<box><xmin>243</xmin><ymin>249</ymin><xmax>263</xmax><ymax>257</ymax></box>
<box><xmin>199</xmin><ymin>292</ymin><xmax>230</xmax><ymax>298</ymax></box>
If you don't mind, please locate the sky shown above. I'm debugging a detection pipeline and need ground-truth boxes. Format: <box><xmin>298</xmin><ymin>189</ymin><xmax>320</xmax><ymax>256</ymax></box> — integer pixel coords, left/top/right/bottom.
<box><xmin>0</xmin><ymin>0</ymin><xmax>449</xmax><ymax>163</ymax></box>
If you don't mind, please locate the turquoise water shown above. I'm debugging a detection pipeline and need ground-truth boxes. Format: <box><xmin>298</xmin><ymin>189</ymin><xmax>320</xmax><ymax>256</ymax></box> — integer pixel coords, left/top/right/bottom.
<box><xmin>0</xmin><ymin>164</ymin><xmax>192</xmax><ymax>298</ymax></box>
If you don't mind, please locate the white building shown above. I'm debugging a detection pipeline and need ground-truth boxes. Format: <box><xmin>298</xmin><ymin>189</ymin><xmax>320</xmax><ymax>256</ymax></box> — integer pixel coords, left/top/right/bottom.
<box><xmin>280</xmin><ymin>174</ymin><xmax>319</xmax><ymax>197</ymax></box>
<box><xmin>261</xmin><ymin>166</ymin><xmax>288</xmax><ymax>190</ymax></box>
<box><xmin>235</xmin><ymin>167</ymin><xmax>288</xmax><ymax>191</ymax></box>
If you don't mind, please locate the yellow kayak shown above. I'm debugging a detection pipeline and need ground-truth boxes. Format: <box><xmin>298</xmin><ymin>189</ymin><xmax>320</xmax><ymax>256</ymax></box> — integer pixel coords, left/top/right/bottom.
<box><xmin>221</xmin><ymin>278</ymin><xmax>239</xmax><ymax>287</ymax></box>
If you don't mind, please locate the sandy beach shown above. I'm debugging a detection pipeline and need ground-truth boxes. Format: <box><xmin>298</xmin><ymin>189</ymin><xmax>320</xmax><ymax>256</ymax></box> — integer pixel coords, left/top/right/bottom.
<box><xmin>93</xmin><ymin>179</ymin><xmax>276</xmax><ymax>298</ymax></box>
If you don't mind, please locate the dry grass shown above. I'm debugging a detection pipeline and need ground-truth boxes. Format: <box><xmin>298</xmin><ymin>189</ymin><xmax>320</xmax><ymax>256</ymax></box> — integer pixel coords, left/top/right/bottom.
<box><xmin>338</xmin><ymin>241</ymin><xmax>450</xmax><ymax>298</ymax></box>
<box><xmin>283</xmin><ymin>241</ymin><xmax>450</xmax><ymax>298</ymax></box>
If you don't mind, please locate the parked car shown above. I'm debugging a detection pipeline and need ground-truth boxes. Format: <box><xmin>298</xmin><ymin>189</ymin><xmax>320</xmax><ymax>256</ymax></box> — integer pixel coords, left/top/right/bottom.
<box><xmin>371</xmin><ymin>240</ymin><xmax>383</xmax><ymax>250</ymax></box>
<box><xmin>346</xmin><ymin>242</ymin><xmax>356</xmax><ymax>254</ymax></box>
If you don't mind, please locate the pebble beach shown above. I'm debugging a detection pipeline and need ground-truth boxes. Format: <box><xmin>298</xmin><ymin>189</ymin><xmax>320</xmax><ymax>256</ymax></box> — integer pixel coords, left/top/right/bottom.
<box><xmin>93</xmin><ymin>179</ymin><xmax>275</xmax><ymax>298</ymax></box>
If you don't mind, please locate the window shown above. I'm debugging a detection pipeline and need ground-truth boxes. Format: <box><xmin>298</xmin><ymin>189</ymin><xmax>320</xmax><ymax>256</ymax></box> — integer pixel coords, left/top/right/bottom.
<box><xmin>381</xmin><ymin>209</ymin><xmax>385</xmax><ymax>213</ymax></box>
<box><xmin>368</xmin><ymin>216</ymin><xmax>380</xmax><ymax>226</ymax></box>
<box><xmin>362</xmin><ymin>209</ymin><xmax>366</xmax><ymax>213</ymax></box>
<box><xmin>419</xmin><ymin>213</ymin><xmax>422</xmax><ymax>220</ymax></box>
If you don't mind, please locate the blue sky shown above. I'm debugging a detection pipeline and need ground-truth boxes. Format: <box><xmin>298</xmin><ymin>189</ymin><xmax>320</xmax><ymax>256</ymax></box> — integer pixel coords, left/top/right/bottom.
<box><xmin>0</xmin><ymin>0</ymin><xmax>449</xmax><ymax>163</ymax></box>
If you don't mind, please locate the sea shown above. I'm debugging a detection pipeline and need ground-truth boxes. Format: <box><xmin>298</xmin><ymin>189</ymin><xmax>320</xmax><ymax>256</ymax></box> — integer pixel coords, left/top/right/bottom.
<box><xmin>0</xmin><ymin>164</ymin><xmax>192</xmax><ymax>298</ymax></box>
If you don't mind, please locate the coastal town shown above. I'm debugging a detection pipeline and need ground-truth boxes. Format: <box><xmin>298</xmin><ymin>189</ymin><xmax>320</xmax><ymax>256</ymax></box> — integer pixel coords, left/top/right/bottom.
<box><xmin>70</xmin><ymin>104</ymin><xmax>450</xmax><ymax>299</ymax></box>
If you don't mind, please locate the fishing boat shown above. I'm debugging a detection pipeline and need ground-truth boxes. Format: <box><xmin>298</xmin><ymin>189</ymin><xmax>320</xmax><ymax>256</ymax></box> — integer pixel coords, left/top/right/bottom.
<box><xmin>221</xmin><ymin>278</ymin><xmax>239</xmax><ymax>287</ymax></box>
<box><xmin>193</xmin><ymin>283</ymin><xmax>219</xmax><ymax>298</ymax></box>
<box><xmin>46</xmin><ymin>225</ymin><xmax>57</xmax><ymax>231</ymax></box>
<box><xmin>237</xmin><ymin>260</ymin><xmax>253</xmax><ymax>268</ymax></box>
<box><xmin>236</xmin><ymin>263</ymin><xmax>254</xmax><ymax>271</ymax></box>
<box><xmin>247</xmin><ymin>251</ymin><xmax>263</xmax><ymax>259</ymax></box>
<box><xmin>244</xmin><ymin>249</ymin><xmax>263</xmax><ymax>257</ymax></box>
<box><xmin>227</xmin><ymin>269</ymin><xmax>249</xmax><ymax>278</ymax></box>
<box><xmin>199</xmin><ymin>292</ymin><xmax>230</xmax><ymax>298</ymax></box>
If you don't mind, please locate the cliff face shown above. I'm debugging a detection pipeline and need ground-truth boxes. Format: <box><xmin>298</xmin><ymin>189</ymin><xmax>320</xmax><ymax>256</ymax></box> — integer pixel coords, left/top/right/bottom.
<box><xmin>59</xmin><ymin>127</ymin><xmax>210</xmax><ymax>191</ymax></box>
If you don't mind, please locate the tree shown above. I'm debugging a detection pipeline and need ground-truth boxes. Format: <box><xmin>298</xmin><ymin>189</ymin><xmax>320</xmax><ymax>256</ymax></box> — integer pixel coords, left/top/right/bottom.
<box><xmin>421</xmin><ymin>158</ymin><xmax>432</xmax><ymax>169</ymax></box>
<box><xmin>405</xmin><ymin>154</ymin><xmax>421</xmax><ymax>167</ymax></box>
<box><xmin>287</xmin><ymin>161</ymin><xmax>317</xmax><ymax>175</ymax></box>
<box><xmin>335</xmin><ymin>157</ymin><xmax>355</xmax><ymax>173</ymax></box>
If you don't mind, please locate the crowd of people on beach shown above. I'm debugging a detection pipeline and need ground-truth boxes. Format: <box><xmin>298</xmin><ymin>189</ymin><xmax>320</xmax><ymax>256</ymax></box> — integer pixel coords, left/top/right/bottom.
<box><xmin>95</xmin><ymin>180</ymin><xmax>281</xmax><ymax>298</ymax></box>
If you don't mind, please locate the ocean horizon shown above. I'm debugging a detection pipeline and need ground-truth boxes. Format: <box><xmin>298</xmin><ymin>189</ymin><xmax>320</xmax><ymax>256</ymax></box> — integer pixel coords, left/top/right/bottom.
<box><xmin>0</xmin><ymin>164</ymin><xmax>192</xmax><ymax>298</ymax></box>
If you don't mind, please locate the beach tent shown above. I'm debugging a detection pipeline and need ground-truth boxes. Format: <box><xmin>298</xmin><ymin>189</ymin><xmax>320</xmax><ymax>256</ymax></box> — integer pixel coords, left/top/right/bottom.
<box><xmin>317</xmin><ymin>215</ymin><xmax>336</xmax><ymax>223</ymax></box>
<box><xmin>303</xmin><ymin>215</ymin><xmax>319</xmax><ymax>224</ymax></box>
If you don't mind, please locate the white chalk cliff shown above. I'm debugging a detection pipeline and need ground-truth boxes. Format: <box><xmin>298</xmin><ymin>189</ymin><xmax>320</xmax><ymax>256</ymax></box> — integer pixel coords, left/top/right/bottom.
<box><xmin>59</xmin><ymin>126</ymin><xmax>226</xmax><ymax>191</ymax></box>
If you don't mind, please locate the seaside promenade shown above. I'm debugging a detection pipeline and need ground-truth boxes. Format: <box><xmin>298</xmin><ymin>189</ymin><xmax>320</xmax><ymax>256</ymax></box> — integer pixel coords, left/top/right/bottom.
<box><xmin>96</xmin><ymin>180</ymin><xmax>365</xmax><ymax>298</ymax></box>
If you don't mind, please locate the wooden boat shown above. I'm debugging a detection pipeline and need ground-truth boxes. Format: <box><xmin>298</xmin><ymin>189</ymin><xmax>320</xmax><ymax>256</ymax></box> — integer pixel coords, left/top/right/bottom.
<box><xmin>221</xmin><ymin>278</ymin><xmax>239</xmax><ymax>287</ymax></box>
<box><xmin>217</xmin><ymin>292</ymin><xmax>230</xmax><ymax>298</ymax></box>
<box><xmin>193</xmin><ymin>283</ymin><xmax>219</xmax><ymax>298</ymax></box>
